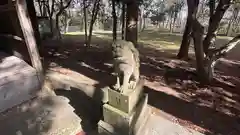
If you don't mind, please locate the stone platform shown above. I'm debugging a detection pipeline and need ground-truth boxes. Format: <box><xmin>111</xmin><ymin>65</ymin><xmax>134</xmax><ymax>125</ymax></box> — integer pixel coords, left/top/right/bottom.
<box><xmin>98</xmin><ymin>109</ymin><xmax>205</xmax><ymax>135</ymax></box>
<box><xmin>139</xmin><ymin>114</ymin><xmax>205</xmax><ymax>135</ymax></box>
<box><xmin>0</xmin><ymin>95</ymin><xmax>82</xmax><ymax>135</ymax></box>
<box><xmin>0</xmin><ymin>52</ymin><xmax>41</xmax><ymax>113</ymax></box>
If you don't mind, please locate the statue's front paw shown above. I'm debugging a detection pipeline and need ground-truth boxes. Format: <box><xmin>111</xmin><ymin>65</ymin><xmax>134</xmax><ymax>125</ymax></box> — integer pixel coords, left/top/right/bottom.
<box><xmin>129</xmin><ymin>81</ymin><xmax>137</xmax><ymax>89</ymax></box>
<box><xmin>112</xmin><ymin>84</ymin><xmax>120</xmax><ymax>90</ymax></box>
<box><xmin>118</xmin><ymin>86</ymin><xmax>125</xmax><ymax>93</ymax></box>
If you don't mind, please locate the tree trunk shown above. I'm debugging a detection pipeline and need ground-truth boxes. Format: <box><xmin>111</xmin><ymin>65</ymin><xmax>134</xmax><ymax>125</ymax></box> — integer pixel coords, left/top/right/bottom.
<box><xmin>172</xmin><ymin>15</ymin><xmax>177</xmax><ymax>33</ymax></box>
<box><xmin>177</xmin><ymin>0</ymin><xmax>199</xmax><ymax>59</ymax></box>
<box><xmin>55</xmin><ymin>0</ymin><xmax>72</xmax><ymax>39</ymax></box>
<box><xmin>49</xmin><ymin>18</ymin><xmax>54</xmax><ymax>36</ymax></box>
<box><xmin>83</xmin><ymin>0</ymin><xmax>88</xmax><ymax>45</ymax></box>
<box><xmin>87</xmin><ymin>0</ymin><xmax>101</xmax><ymax>47</ymax></box>
<box><xmin>209</xmin><ymin>0</ymin><xmax>215</xmax><ymax>18</ymax></box>
<box><xmin>49</xmin><ymin>0</ymin><xmax>55</xmax><ymax>37</ymax></box>
<box><xmin>141</xmin><ymin>17</ymin><xmax>146</xmax><ymax>32</ymax></box>
<box><xmin>177</xmin><ymin>20</ymin><xmax>192</xmax><ymax>59</ymax></box>
<box><xmin>157</xmin><ymin>21</ymin><xmax>160</xmax><ymax>28</ymax></box>
<box><xmin>121</xmin><ymin>3</ymin><xmax>126</xmax><ymax>40</ymax></box>
<box><xmin>226</xmin><ymin>18</ymin><xmax>233</xmax><ymax>36</ymax></box>
<box><xmin>226</xmin><ymin>7</ymin><xmax>239</xmax><ymax>36</ymax></box>
<box><xmin>139</xmin><ymin>7</ymin><xmax>144</xmax><ymax>32</ymax></box>
<box><xmin>192</xmin><ymin>19</ymin><xmax>209</xmax><ymax>83</ymax></box>
<box><xmin>55</xmin><ymin>13</ymin><xmax>62</xmax><ymax>39</ymax></box>
<box><xmin>203</xmin><ymin>0</ymin><xmax>231</xmax><ymax>53</ymax></box>
<box><xmin>169</xmin><ymin>14</ymin><xmax>173</xmax><ymax>33</ymax></box>
<box><xmin>125</xmin><ymin>1</ymin><xmax>138</xmax><ymax>46</ymax></box>
<box><xmin>112</xmin><ymin>0</ymin><xmax>117</xmax><ymax>40</ymax></box>
<box><xmin>43</xmin><ymin>4</ymin><xmax>47</xmax><ymax>17</ymax></box>
<box><xmin>165</xmin><ymin>17</ymin><xmax>170</xmax><ymax>29</ymax></box>
<box><xmin>37</xmin><ymin>0</ymin><xmax>43</xmax><ymax>16</ymax></box>
<box><xmin>65</xmin><ymin>18</ymin><xmax>71</xmax><ymax>33</ymax></box>
<box><xmin>139</xmin><ymin>13</ymin><xmax>142</xmax><ymax>32</ymax></box>
<box><xmin>204</xmin><ymin>35</ymin><xmax>240</xmax><ymax>83</ymax></box>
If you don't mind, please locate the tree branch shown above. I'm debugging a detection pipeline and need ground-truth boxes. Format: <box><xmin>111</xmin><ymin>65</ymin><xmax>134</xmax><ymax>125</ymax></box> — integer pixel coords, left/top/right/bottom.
<box><xmin>63</xmin><ymin>0</ymin><xmax>72</xmax><ymax>9</ymax></box>
<box><xmin>208</xmin><ymin>35</ymin><xmax>240</xmax><ymax>59</ymax></box>
<box><xmin>57</xmin><ymin>0</ymin><xmax>72</xmax><ymax>16</ymax></box>
<box><xmin>37</xmin><ymin>0</ymin><xmax>43</xmax><ymax>16</ymax></box>
<box><xmin>44</xmin><ymin>1</ymin><xmax>51</xmax><ymax>17</ymax></box>
<box><xmin>50</xmin><ymin>0</ymin><xmax>55</xmax><ymax>17</ymax></box>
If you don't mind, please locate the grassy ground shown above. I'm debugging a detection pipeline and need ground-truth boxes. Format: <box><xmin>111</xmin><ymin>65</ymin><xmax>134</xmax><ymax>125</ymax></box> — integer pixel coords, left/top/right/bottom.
<box><xmin>43</xmin><ymin>29</ymin><xmax>240</xmax><ymax>135</ymax></box>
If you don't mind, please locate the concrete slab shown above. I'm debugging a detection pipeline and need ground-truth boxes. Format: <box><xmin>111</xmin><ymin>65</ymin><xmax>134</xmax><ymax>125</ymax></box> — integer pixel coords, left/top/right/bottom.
<box><xmin>0</xmin><ymin>53</ymin><xmax>41</xmax><ymax>113</ymax></box>
<box><xmin>142</xmin><ymin>114</ymin><xmax>205</xmax><ymax>135</ymax></box>
<box><xmin>0</xmin><ymin>95</ymin><xmax>82</xmax><ymax>135</ymax></box>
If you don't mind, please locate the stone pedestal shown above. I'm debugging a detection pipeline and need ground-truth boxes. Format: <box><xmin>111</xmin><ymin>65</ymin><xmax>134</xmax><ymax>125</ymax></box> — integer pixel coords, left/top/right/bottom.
<box><xmin>108</xmin><ymin>80</ymin><xmax>144</xmax><ymax>113</ymax></box>
<box><xmin>98</xmin><ymin>80</ymin><xmax>150</xmax><ymax>135</ymax></box>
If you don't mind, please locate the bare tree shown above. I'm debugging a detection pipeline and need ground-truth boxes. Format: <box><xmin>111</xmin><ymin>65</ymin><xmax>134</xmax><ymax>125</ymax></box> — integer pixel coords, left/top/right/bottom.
<box><xmin>44</xmin><ymin>0</ymin><xmax>56</xmax><ymax>35</ymax></box>
<box><xmin>55</xmin><ymin>0</ymin><xmax>72</xmax><ymax>39</ymax></box>
<box><xmin>121</xmin><ymin>3</ymin><xmax>126</xmax><ymax>40</ymax></box>
<box><xmin>112</xmin><ymin>0</ymin><xmax>117</xmax><ymax>40</ymax></box>
<box><xmin>226</xmin><ymin>4</ymin><xmax>240</xmax><ymax>36</ymax></box>
<box><xmin>192</xmin><ymin>19</ymin><xmax>207</xmax><ymax>82</ymax></box>
<box><xmin>141</xmin><ymin>0</ymin><xmax>153</xmax><ymax>31</ymax></box>
<box><xmin>177</xmin><ymin>0</ymin><xmax>199</xmax><ymax>59</ymax></box>
<box><xmin>209</xmin><ymin>0</ymin><xmax>215</xmax><ymax>17</ymax></box>
<box><xmin>178</xmin><ymin>0</ymin><xmax>231</xmax><ymax>60</ymax></box>
<box><xmin>86</xmin><ymin>0</ymin><xmax>101</xmax><ymax>47</ymax></box>
<box><xmin>203</xmin><ymin>0</ymin><xmax>231</xmax><ymax>53</ymax></box>
<box><xmin>37</xmin><ymin>0</ymin><xmax>44</xmax><ymax>16</ymax></box>
<box><xmin>188</xmin><ymin>0</ymin><xmax>239</xmax><ymax>84</ymax></box>
<box><xmin>82</xmin><ymin>0</ymin><xmax>89</xmax><ymax>45</ymax></box>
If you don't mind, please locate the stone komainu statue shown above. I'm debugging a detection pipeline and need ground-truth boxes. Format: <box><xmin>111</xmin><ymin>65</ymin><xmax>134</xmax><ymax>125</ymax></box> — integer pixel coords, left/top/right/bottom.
<box><xmin>111</xmin><ymin>40</ymin><xmax>140</xmax><ymax>93</ymax></box>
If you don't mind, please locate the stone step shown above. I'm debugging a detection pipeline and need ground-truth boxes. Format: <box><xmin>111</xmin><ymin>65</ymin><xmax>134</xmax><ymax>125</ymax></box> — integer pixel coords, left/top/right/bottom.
<box><xmin>0</xmin><ymin>95</ymin><xmax>82</xmax><ymax>135</ymax></box>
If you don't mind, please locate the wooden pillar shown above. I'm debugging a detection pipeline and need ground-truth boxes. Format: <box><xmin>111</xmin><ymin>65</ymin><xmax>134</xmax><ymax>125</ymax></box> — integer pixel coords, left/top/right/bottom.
<box><xmin>16</xmin><ymin>0</ymin><xmax>43</xmax><ymax>83</ymax></box>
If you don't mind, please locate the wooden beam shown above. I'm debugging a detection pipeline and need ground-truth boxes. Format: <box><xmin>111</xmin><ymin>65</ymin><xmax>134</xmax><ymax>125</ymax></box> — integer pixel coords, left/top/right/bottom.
<box><xmin>15</xmin><ymin>0</ymin><xmax>43</xmax><ymax>84</ymax></box>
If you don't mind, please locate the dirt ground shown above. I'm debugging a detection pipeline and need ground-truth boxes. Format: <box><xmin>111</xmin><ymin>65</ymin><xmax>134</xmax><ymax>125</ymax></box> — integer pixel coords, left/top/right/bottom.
<box><xmin>42</xmin><ymin>30</ymin><xmax>240</xmax><ymax>135</ymax></box>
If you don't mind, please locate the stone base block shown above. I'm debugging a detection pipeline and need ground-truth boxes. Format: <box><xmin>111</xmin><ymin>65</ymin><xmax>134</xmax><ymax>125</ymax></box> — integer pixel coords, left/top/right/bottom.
<box><xmin>102</xmin><ymin>103</ymin><xmax>133</xmax><ymax>134</ymax></box>
<box><xmin>132</xmin><ymin>94</ymin><xmax>150</xmax><ymax>135</ymax></box>
<box><xmin>102</xmin><ymin>94</ymin><xmax>149</xmax><ymax>135</ymax></box>
<box><xmin>98</xmin><ymin>120</ymin><xmax>120</xmax><ymax>135</ymax></box>
<box><xmin>108</xmin><ymin>79</ymin><xmax>144</xmax><ymax>113</ymax></box>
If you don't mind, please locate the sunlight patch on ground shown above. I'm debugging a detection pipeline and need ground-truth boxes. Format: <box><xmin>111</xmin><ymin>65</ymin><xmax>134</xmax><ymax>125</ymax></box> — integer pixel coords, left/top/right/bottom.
<box><xmin>94</xmin><ymin>33</ymin><xmax>112</xmax><ymax>40</ymax></box>
<box><xmin>65</xmin><ymin>32</ymin><xmax>85</xmax><ymax>35</ymax></box>
<box><xmin>139</xmin><ymin>40</ymin><xmax>180</xmax><ymax>50</ymax></box>
<box><xmin>217</xmin><ymin>35</ymin><xmax>233</xmax><ymax>40</ymax></box>
<box><xmin>65</xmin><ymin>30</ymin><xmax>183</xmax><ymax>51</ymax></box>
<box><xmin>64</xmin><ymin>30</ymin><xmax>185</xmax><ymax>51</ymax></box>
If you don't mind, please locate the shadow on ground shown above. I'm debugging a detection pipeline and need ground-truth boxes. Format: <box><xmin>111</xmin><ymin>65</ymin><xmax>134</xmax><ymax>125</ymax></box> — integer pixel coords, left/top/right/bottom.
<box><xmin>55</xmin><ymin>87</ymin><xmax>103</xmax><ymax>132</ymax></box>
<box><xmin>42</xmin><ymin>31</ymin><xmax>240</xmax><ymax>135</ymax></box>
